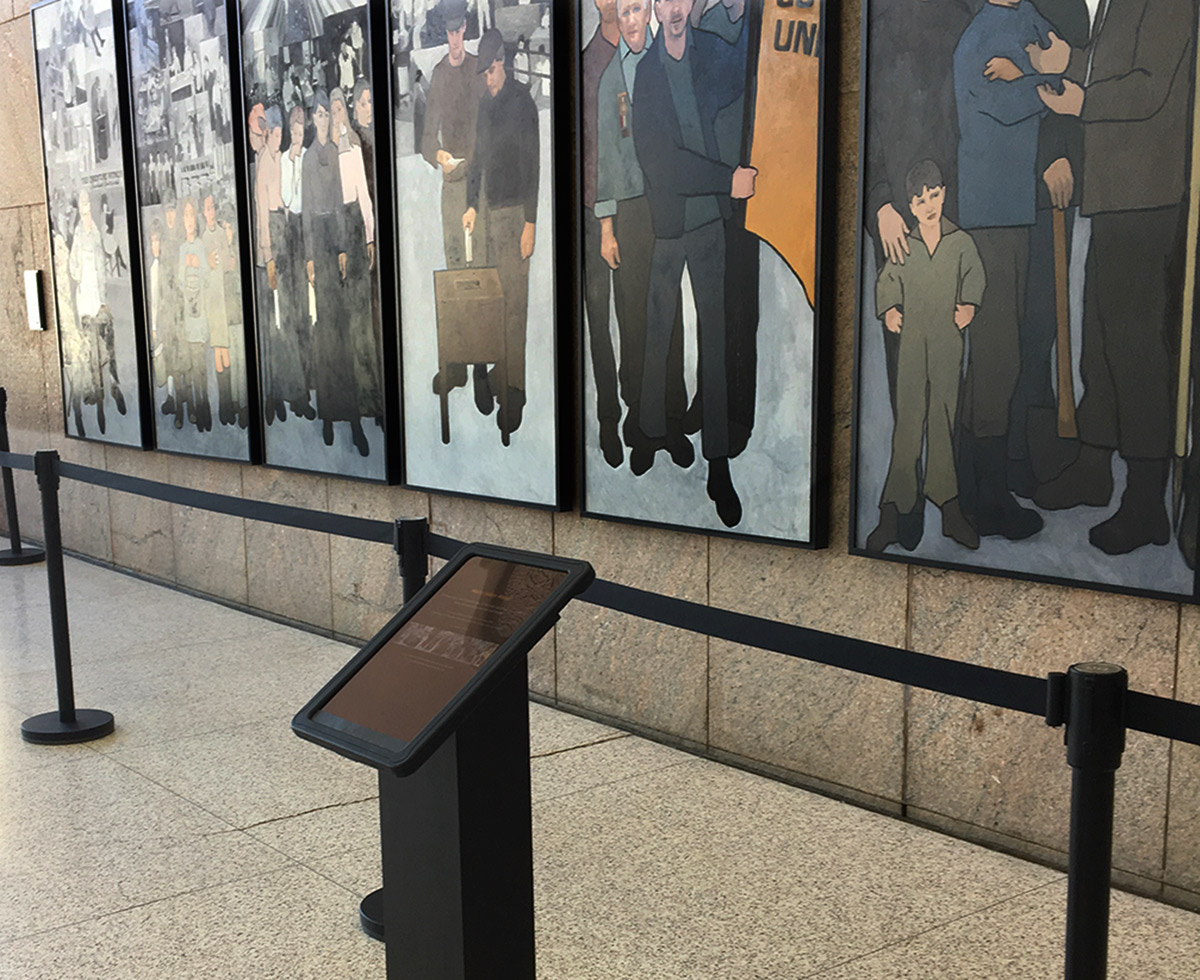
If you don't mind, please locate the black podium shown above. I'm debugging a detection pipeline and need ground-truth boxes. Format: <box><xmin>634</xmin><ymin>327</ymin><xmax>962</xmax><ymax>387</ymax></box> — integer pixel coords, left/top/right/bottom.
<box><xmin>294</xmin><ymin>544</ymin><xmax>594</xmax><ymax>980</ymax></box>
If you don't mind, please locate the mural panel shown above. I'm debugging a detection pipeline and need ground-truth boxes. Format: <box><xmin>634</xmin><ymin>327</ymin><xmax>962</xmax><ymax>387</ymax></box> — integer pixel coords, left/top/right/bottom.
<box><xmin>33</xmin><ymin>0</ymin><xmax>146</xmax><ymax>447</ymax></box>
<box><xmin>577</xmin><ymin>0</ymin><xmax>830</xmax><ymax>545</ymax></box>
<box><xmin>392</xmin><ymin>0</ymin><xmax>563</xmax><ymax>507</ymax></box>
<box><xmin>126</xmin><ymin>0</ymin><xmax>253</xmax><ymax>460</ymax></box>
<box><xmin>851</xmin><ymin>0</ymin><xmax>1200</xmax><ymax>601</ymax></box>
<box><xmin>240</xmin><ymin>0</ymin><xmax>390</xmax><ymax>480</ymax></box>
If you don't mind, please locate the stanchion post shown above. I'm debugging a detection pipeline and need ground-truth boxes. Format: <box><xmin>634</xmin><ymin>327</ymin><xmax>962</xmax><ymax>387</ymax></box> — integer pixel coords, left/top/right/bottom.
<box><xmin>0</xmin><ymin>387</ymin><xmax>44</xmax><ymax>566</ymax></box>
<box><xmin>358</xmin><ymin>516</ymin><xmax>433</xmax><ymax>941</ymax></box>
<box><xmin>20</xmin><ymin>450</ymin><xmax>114</xmax><ymax>745</ymax></box>
<box><xmin>395</xmin><ymin>516</ymin><xmax>429</xmax><ymax>603</ymax></box>
<box><xmin>1047</xmin><ymin>662</ymin><xmax>1127</xmax><ymax>980</ymax></box>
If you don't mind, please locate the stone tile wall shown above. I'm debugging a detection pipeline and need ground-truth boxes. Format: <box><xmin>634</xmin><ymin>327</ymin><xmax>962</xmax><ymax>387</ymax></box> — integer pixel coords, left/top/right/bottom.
<box><xmin>2</xmin><ymin>0</ymin><xmax>1198</xmax><ymax>912</ymax></box>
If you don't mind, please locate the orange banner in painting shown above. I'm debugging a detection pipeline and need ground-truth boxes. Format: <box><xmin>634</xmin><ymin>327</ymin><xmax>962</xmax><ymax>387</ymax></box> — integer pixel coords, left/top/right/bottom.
<box><xmin>745</xmin><ymin>0</ymin><xmax>822</xmax><ymax>308</ymax></box>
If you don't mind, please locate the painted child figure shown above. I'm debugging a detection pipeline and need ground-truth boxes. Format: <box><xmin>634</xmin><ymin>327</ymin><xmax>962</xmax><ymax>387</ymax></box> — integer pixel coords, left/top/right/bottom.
<box><xmin>866</xmin><ymin>159</ymin><xmax>985</xmax><ymax>553</ymax></box>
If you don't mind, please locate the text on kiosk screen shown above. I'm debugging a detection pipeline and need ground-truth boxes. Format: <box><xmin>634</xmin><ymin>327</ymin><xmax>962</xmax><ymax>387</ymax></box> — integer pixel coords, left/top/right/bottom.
<box><xmin>321</xmin><ymin>557</ymin><xmax>567</xmax><ymax>742</ymax></box>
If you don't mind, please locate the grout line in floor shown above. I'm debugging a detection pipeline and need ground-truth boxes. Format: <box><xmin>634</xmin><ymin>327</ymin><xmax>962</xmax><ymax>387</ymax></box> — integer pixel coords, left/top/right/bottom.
<box><xmin>796</xmin><ymin>875</ymin><xmax>1068</xmax><ymax>979</ymax></box>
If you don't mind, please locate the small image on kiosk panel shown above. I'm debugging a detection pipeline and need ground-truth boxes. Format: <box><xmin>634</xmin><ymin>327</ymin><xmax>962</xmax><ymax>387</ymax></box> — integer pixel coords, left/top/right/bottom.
<box><xmin>319</xmin><ymin>557</ymin><xmax>566</xmax><ymax>743</ymax></box>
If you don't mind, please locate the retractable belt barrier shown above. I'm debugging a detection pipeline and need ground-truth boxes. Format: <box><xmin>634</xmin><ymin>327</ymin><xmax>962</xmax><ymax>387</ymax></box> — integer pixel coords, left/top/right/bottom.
<box><xmin>5</xmin><ymin>446</ymin><xmax>1200</xmax><ymax>979</ymax></box>
<box><xmin>0</xmin><ymin>449</ymin><xmax>1197</xmax><ymax>747</ymax></box>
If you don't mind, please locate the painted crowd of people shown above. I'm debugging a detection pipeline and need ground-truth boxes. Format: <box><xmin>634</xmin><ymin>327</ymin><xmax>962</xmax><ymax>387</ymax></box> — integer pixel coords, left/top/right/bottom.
<box><xmin>862</xmin><ymin>0</ymin><xmax>1198</xmax><ymax>568</ymax></box>
<box><xmin>581</xmin><ymin>0</ymin><xmax>760</xmax><ymax>528</ymax></box>
<box><xmin>246</xmin><ymin>17</ymin><xmax>383</xmax><ymax>458</ymax></box>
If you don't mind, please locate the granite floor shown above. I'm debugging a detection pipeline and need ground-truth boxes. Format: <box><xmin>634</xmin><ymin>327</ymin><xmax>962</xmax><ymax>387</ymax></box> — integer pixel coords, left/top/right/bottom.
<box><xmin>0</xmin><ymin>557</ymin><xmax>1197</xmax><ymax>979</ymax></box>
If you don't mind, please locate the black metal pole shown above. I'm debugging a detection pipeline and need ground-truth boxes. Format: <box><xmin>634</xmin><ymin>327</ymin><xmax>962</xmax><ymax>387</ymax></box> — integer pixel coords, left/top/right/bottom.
<box><xmin>0</xmin><ymin>388</ymin><xmax>44</xmax><ymax>566</ymax></box>
<box><xmin>21</xmin><ymin>450</ymin><xmax>113</xmax><ymax>745</ymax></box>
<box><xmin>395</xmin><ymin>516</ymin><xmax>430</xmax><ymax>603</ymax></box>
<box><xmin>1061</xmin><ymin>662</ymin><xmax>1127</xmax><ymax>980</ymax></box>
<box><xmin>358</xmin><ymin>516</ymin><xmax>433</xmax><ymax>941</ymax></box>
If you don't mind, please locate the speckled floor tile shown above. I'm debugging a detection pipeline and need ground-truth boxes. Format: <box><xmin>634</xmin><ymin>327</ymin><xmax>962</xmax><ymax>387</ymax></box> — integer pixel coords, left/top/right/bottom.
<box><xmin>3</xmin><ymin>556</ymin><xmax>1197</xmax><ymax>978</ymax></box>
<box><xmin>103</xmin><ymin>718</ymin><xmax>377</xmax><ymax>828</ymax></box>
<box><xmin>529</xmin><ymin>731</ymin><xmax>693</xmax><ymax>804</ymax></box>
<box><xmin>532</xmin><ymin>757</ymin><xmax>1065</xmax><ymax>979</ymax></box>
<box><xmin>0</xmin><ymin>701</ymin><xmax>96</xmax><ymax>773</ymax></box>
<box><xmin>0</xmin><ymin>753</ymin><xmax>291</xmax><ymax>945</ymax></box>
<box><xmin>529</xmin><ymin>700</ymin><xmax>628</xmax><ymax>757</ymax></box>
<box><xmin>0</xmin><ymin>867</ymin><xmax>384</xmax><ymax>980</ymax></box>
<box><xmin>245</xmin><ymin>798</ymin><xmax>381</xmax><ymax>867</ymax></box>
<box><xmin>806</xmin><ymin>879</ymin><xmax>1200</xmax><ymax>980</ymax></box>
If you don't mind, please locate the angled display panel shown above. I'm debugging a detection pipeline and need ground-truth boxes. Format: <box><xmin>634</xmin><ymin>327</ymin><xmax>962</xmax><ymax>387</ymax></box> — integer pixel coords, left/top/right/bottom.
<box><xmin>293</xmin><ymin>544</ymin><xmax>594</xmax><ymax>773</ymax></box>
<box><xmin>849</xmin><ymin>0</ymin><xmax>1200</xmax><ymax>602</ymax></box>
<box><xmin>124</xmin><ymin>0</ymin><xmax>255</xmax><ymax>461</ymax></box>
<box><xmin>239</xmin><ymin>0</ymin><xmax>394</xmax><ymax>481</ymax></box>
<box><xmin>33</xmin><ymin>0</ymin><xmax>148</xmax><ymax>447</ymax></box>
<box><xmin>392</xmin><ymin>0</ymin><xmax>567</xmax><ymax>508</ymax></box>
<box><xmin>576</xmin><ymin>0</ymin><xmax>831</xmax><ymax>547</ymax></box>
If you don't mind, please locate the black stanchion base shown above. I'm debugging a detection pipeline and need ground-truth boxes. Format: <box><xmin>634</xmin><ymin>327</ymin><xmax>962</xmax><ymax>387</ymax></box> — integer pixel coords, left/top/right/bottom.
<box><xmin>21</xmin><ymin>709</ymin><xmax>115</xmax><ymax>744</ymax></box>
<box><xmin>359</xmin><ymin>888</ymin><xmax>385</xmax><ymax>942</ymax></box>
<box><xmin>0</xmin><ymin>547</ymin><xmax>45</xmax><ymax>566</ymax></box>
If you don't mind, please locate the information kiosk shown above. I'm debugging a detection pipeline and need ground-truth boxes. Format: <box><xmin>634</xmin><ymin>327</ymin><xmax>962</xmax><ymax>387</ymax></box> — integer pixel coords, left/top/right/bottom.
<box><xmin>294</xmin><ymin>544</ymin><xmax>595</xmax><ymax>980</ymax></box>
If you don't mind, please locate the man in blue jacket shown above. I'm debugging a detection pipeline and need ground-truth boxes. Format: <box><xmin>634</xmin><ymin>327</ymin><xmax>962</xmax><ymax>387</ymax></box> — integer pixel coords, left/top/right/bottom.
<box><xmin>952</xmin><ymin>0</ymin><xmax>1057</xmax><ymax>541</ymax></box>
<box><xmin>632</xmin><ymin>0</ymin><xmax>756</xmax><ymax>527</ymax></box>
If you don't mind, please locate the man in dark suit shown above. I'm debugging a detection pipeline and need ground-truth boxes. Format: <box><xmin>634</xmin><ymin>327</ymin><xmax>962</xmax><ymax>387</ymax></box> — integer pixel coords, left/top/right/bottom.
<box><xmin>463</xmin><ymin>28</ymin><xmax>540</xmax><ymax>445</ymax></box>
<box><xmin>633</xmin><ymin>0</ymin><xmax>756</xmax><ymax>527</ymax></box>
<box><xmin>1033</xmin><ymin>0</ymin><xmax>1193</xmax><ymax>555</ymax></box>
<box><xmin>581</xmin><ymin>0</ymin><xmax>623</xmax><ymax>466</ymax></box>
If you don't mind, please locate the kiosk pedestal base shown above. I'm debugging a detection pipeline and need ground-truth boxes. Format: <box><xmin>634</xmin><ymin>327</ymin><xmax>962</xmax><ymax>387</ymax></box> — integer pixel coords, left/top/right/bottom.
<box><xmin>378</xmin><ymin>661</ymin><xmax>535</xmax><ymax>980</ymax></box>
<box><xmin>359</xmin><ymin>888</ymin><xmax>385</xmax><ymax>941</ymax></box>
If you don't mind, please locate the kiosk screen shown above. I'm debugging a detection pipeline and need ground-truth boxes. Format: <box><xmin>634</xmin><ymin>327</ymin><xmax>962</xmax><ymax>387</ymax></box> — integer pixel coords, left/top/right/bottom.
<box><xmin>318</xmin><ymin>557</ymin><xmax>567</xmax><ymax>742</ymax></box>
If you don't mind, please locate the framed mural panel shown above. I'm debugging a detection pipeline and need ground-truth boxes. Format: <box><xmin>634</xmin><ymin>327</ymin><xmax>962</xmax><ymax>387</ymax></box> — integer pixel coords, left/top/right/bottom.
<box><xmin>124</xmin><ymin>0</ymin><xmax>256</xmax><ymax>462</ymax></box>
<box><xmin>391</xmin><ymin>0</ymin><xmax>569</xmax><ymax>508</ymax></box>
<box><xmin>238</xmin><ymin>0</ymin><xmax>398</xmax><ymax>482</ymax></box>
<box><xmin>850</xmin><ymin>0</ymin><xmax>1200</xmax><ymax>602</ymax></box>
<box><xmin>576</xmin><ymin>0</ymin><xmax>831</xmax><ymax>546</ymax></box>
<box><xmin>33</xmin><ymin>0</ymin><xmax>150</xmax><ymax>448</ymax></box>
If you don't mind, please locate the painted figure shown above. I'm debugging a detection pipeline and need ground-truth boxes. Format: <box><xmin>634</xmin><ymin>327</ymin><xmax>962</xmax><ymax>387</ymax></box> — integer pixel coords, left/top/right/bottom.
<box><xmin>582</xmin><ymin>0</ymin><xmax>622</xmax><ymax>465</ymax></box>
<box><xmin>866</xmin><ymin>159</ymin><xmax>985</xmax><ymax>553</ymax></box>
<box><xmin>302</xmin><ymin>91</ymin><xmax>363</xmax><ymax>454</ymax></box>
<box><xmin>331</xmin><ymin>86</ymin><xmax>381</xmax><ymax>437</ymax></box>
<box><xmin>68</xmin><ymin>188</ymin><xmax>126</xmax><ymax>434</ymax></box>
<box><xmin>952</xmin><ymin>0</ymin><xmax>1052</xmax><ymax>541</ymax></box>
<box><xmin>594</xmin><ymin>0</ymin><xmax>688</xmax><ymax>475</ymax></box>
<box><xmin>1033</xmin><ymin>0</ymin><xmax>1194</xmax><ymax>556</ymax></box>
<box><xmin>423</xmin><ymin>0</ymin><xmax>488</xmax><ymax>401</ymax></box>
<box><xmin>177</xmin><ymin>197</ymin><xmax>212</xmax><ymax>431</ymax></box>
<box><xmin>632</xmin><ymin>0</ymin><xmax>756</xmax><ymax>527</ymax></box>
<box><xmin>463</xmin><ymin>27</ymin><xmax>540</xmax><ymax>445</ymax></box>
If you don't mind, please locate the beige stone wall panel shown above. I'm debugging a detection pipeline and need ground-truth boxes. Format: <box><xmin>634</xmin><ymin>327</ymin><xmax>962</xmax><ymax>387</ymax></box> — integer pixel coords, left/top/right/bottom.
<box><xmin>907</xmin><ymin>568</ymin><xmax>1176</xmax><ymax>880</ymax></box>
<box><xmin>242</xmin><ymin>467</ymin><xmax>332</xmax><ymax>630</ymax></box>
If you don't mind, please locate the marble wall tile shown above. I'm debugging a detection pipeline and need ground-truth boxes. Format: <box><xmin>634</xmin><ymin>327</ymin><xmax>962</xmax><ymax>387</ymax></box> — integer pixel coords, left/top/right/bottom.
<box><xmin>0</xmin><ymin>208</ymin><xmax>51</xmax><ymax>444</ymax></box>
<box><xmin>328</xmin><ymin>481</ymin><xmax>426</xmax><ymax>641</ymax></box>
<box><xmin>1166</xmin><ymin>605</ymin><xmax>1200</xmax><ymax>894</ymax></box>
<box><xmin>707</xmin><ymin>431</ymin><xmax>908</xmax><ymax>802</ymax></box>
<box><xmin>0</xmin><ymin>206</ymin><xmax>51</xmax><ymax>549</ymax></box>
<box><xmin>907</xmin><ymin>568</ymin><xmax>1177</xmax><ymax>881</ymax></box>
<box><xmin>48</xmin><ymin>432</ymin><xmax>109</xmax><ymax>561</ymax></box>
<box><xmin>430</xmin><ymin>493</ymin><xmax>557</xmax><ymax>693</ymax></box>
<box><xmin>105</xmin><ymin>446</ymin><xmax>175</xmax><ymax>580</ymax></box>
<box><xmin>553</xmin><ymin>512</ymin><xmax>709</xmax><ymax>743</ymax></box>
<box><xmin>0</xmin><ymin>19</ymin><xmax>45</xmax><ymax>210</ymax></box>
<box><xmin>167</xmin><ymin>455</ymin><xmax>247</xmax><ymax>605</ymax></box>
<box><xmin>242</xmin><ymin>467</ymin><xmax>332</xmax><ymax>630</ymax></box>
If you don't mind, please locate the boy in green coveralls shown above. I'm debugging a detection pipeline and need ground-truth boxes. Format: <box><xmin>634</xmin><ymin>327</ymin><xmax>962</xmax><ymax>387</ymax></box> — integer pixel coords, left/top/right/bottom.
<box><xmin>866</xmin><ymin>160</ymin><xmax>985</xmax><ymax>553</ymax></box>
